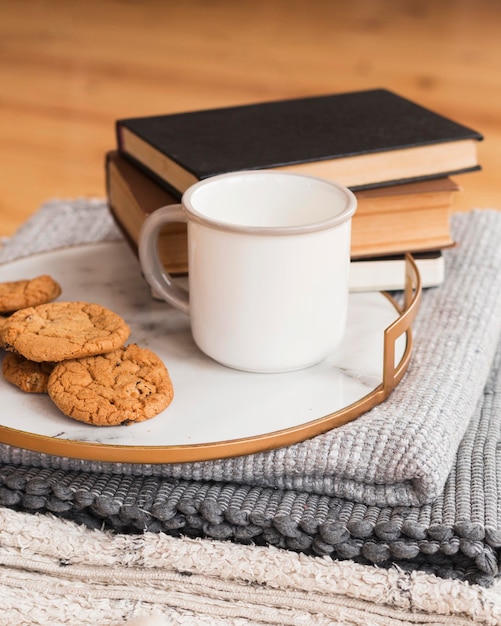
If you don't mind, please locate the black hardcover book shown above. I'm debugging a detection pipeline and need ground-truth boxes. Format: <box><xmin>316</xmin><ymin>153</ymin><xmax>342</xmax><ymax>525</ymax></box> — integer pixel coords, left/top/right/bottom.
<box><xmin>116</xmin><ymin>88</ymin><xmax>482</xmax><ymax>194</ymax></box>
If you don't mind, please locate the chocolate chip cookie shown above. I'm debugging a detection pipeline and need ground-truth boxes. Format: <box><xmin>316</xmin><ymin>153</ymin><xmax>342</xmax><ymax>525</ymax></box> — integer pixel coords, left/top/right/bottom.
<box><xmin>0</xmin><ymin>301</ymin><xmax>130</xmax><ymax>362</ymax></box>
<box><xmin>0</xmin><ymin>275</ymin><xmax>61</xmax><ymax>313</ymax></box>
<box><xmin>2</xmin><ymin>352</ymin><xmax>55</xmax><ymax>393</ymax></box>
<box><xmin>47</xmin><ymin>344</ymin><xmax>174</xmax><ymax>425</ymax></box>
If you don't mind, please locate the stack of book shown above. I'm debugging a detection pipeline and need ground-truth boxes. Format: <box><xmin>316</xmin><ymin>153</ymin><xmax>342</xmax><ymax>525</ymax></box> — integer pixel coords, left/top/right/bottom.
<box><xmin>106</xmin><ymin>89</ymin><xmax>483</xmax><ymax>291</ymax></box>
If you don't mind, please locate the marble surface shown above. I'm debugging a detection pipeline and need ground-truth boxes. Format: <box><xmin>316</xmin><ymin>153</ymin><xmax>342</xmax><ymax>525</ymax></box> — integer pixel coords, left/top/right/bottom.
<box><xmin>0</xmin><ymin>241</ymin><xmax>406</xmax><ymax>458</ymax></box>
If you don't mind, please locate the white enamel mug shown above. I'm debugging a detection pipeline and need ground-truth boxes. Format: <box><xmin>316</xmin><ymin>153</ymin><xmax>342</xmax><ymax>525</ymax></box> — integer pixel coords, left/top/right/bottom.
<box><xmin>138</xmin><ymin>171</ymin><xmax>357</xmax><ymax>373</ymax></box>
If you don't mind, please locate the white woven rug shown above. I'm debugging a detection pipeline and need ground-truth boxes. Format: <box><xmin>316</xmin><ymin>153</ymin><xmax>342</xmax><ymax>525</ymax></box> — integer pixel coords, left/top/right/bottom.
<box><xmin>0</xmin><ymin>506</ymin><xmax>500</xmax><ymax>626</ymax></box>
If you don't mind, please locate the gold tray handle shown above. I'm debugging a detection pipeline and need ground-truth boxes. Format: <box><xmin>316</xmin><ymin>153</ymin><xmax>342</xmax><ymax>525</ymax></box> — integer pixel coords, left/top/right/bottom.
<box><xmin>382</xmin><ymin>253</ymin><xmax>422</xmax><ymax>394</ymax></box>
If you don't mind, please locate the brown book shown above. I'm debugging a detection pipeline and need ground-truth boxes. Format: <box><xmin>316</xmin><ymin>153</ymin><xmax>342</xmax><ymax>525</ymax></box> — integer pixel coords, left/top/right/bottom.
<box><xmin>351</xmin><ymin>178</ymin><xmax>458</xmax><ymax>257</ymax></box>
<box><xmin>106</xmin><ymin>151</ymin><xmax>457</xmax><ymax>272</ymax></box>
<box><xmin>107</xmin><ymin>151</ymin><xmax>188</xmax><ymax>274</ymax></box>
<box><xmin>116</xmin><ymin>89</ymin><xmax>481</xmax><ymax>193</ymax></box>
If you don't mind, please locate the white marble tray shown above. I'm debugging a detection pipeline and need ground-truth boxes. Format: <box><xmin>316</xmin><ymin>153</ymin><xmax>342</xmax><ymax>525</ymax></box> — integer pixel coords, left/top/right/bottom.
<box><xmin>0</xmin><ymin>241</ymin><xmax>419</xmax><ymax>463</ymax></box>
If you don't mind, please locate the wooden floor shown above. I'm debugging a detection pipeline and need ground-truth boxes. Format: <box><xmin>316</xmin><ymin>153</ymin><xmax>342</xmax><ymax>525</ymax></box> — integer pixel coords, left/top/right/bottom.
<box><xmin>1</xmin><ymin>0</ymin><xmax>501</xmax><ymax>237</ymax></box>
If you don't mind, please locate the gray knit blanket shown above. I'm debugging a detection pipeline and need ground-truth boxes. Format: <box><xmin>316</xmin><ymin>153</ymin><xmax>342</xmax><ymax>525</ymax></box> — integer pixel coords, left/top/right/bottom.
<box><xmin>1</xmin><ymin>200</ymin><xmax>501</xmax><ymax>585</ymax></box>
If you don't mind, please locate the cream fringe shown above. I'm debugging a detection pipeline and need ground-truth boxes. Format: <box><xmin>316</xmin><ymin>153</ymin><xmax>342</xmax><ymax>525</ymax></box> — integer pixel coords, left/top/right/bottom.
<box><xmin>0</xmin><ymin>507</ymin><xmax>499</xmax><ymax>626</ymax></box>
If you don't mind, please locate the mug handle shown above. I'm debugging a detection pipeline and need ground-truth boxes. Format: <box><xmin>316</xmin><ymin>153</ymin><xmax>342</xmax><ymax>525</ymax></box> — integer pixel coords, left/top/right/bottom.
<box><xmin>138</xmin><ymin>204</ymin><xmax>190</xmax><ymax>315</ymax></box>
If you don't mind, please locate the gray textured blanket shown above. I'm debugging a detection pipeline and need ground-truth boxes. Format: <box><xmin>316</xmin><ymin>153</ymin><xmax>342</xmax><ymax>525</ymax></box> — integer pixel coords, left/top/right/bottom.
<box><xmin>1</xmin><ymin>200</ymin><xmax>500</xmax><ymax>584</ymax></box>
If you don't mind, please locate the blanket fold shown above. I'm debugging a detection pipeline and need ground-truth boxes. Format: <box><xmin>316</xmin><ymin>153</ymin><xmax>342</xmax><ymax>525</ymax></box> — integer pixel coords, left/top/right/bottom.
<box><xmin>1</xmin><ymin>200</ymin><xmax>501</xmax><ymax>585</ymax></box>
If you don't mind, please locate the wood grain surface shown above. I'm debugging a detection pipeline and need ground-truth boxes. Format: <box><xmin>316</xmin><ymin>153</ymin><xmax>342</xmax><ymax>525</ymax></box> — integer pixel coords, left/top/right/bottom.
<box><xmin>1</xmin><ymin>0</ymin><xmax>500</xmax><ymax>237</ymax></box>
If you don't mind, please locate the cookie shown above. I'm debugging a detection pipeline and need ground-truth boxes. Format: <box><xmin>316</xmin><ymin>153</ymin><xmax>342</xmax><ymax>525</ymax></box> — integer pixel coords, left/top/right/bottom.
<box><xmin>2</xmin><ymin>352</ymin><xmax>55</xmax><ymax>393</ymax></box>
<box><xmin>0</xmin><ymin>275</ymin><xmax>61</xmax><ymax>313</ymax></box>
<box><xmin>47</xmin><ymin>344</ymin><xmax>174</xmax><ymax>425</ymax></box>
<box><xmin>0</xmin><ymin>301</ymin><xmax>130</xmax><ymax>362</ymax></box>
